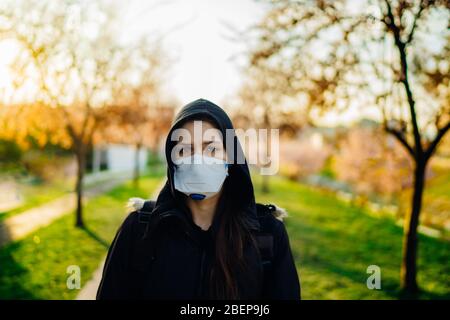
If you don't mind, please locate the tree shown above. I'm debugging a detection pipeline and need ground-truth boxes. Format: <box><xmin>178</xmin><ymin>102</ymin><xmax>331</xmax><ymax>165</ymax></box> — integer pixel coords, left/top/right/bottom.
<box><xmin>334</xmin><ymin>125</ymin><xmax>413</xmax><ymax>200</ymax></box>
<box><xmin>95</xmin><ymin>40</ymin><xmax>175</xmax><ymax>188</ymax></box>
<box><xmin>0</xmin><ymin>0</ymin><xmax>169</xmax><ymax>227</ymax></box>
<box><xmin>279</xmin><ymin>133</ymin><xmax>331</xmax><ymax>179</ymax></box>
<box><xmin>248</xmin><ymin>0</ymin><xmax>449</xmax><ymax>294</ymax></box>
<box><xmin>4</xmin><ymin>1</ymin><xmax>120</xmax><ymax>227</ymax></box>
<box><xmin>233</xmin><ymin>64</ymin><xmax>300</xmax><ymax>192</ymax></box>
<box><xmin>96</xmin><ymin>101</ymin><xmax>174</xmax><ymax>188</ymax></box>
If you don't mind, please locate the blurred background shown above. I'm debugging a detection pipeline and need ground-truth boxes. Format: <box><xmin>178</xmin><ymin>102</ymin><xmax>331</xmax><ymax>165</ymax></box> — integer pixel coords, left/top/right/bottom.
<box><xmin>0</xmin><ymin>0</ymin><xmax>448</xmax><ymax>300</ymax></box>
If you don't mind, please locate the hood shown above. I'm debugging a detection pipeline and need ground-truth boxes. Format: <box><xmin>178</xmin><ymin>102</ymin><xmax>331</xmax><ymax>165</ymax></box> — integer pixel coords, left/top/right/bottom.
<box><xmin>152</xmin><ymin>98</ymin><xmax>260</xmax><ymax>233</ymax></box>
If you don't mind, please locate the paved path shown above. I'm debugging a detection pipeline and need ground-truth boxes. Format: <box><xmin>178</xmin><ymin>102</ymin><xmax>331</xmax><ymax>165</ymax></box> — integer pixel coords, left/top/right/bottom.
<box><xmin>0</xmin><ymin>172</ymin><xmax>133</xmax><ymax>248</ymax></box>
<box><xmin>76</xmin><ymin>258</ymin><xmax>106</xmax><ymax>300</ymax></box>
<box><xmin>75</xmin><ymin>179</ymin><xmax>166</xmax><ymax>300</ymax></box>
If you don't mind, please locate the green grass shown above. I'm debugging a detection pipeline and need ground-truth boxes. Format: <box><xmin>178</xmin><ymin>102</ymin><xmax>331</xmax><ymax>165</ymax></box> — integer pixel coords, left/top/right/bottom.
<box><xmin>0</xmin><ymin>179</ymin><xmax>73</xmax><ymax>222</ymax></box>
<box><xmin>252</xmin><ymin>174</ymin><xmax>450</xmax><ymax>300</ymax></box>
<box><xmin>0</xmin><ymin>170</ymin><xmax>164</xmax><ymax>299</ymax></box>
<box><xmin>0</xmin><ymin>170</ymin><xmax>145</xmax><ymax>222</ymax></box>
<box><xmin>427</xmin><ymin>167</ymin><xmax>450</xmax><ymax>199</ymax></box>
<box><xmin>1</xmin><ymin>166</ymin><xmax>447</xmax><ymax>300</ymax></box>
<box><xmin>0</xmin><ymin>168</ymin><xmax>160</xmax><ymax>222</ymax></box>
<box><xmin>395</xmin><ymin>160</ymin><xmax>450</xmax><ymax>236</ymax></box>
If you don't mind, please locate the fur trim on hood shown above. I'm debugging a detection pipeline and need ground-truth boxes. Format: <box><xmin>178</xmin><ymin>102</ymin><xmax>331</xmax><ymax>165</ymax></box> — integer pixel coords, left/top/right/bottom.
<box><xmin>126</xmin><ymin>197</ymin><xmax>146</xmax><ymax>212</ymax></box>
<box><xmin>272</xmin><ymin>204</ymin><xmax>288</xmax><ymax>221</ymax></box>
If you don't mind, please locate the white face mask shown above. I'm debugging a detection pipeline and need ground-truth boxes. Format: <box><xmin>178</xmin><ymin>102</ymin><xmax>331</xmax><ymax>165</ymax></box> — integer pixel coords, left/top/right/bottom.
<box><xmin>173</xmin><ymin>153</ymin><xmax>228</xmax><ymax>200</ymax></box>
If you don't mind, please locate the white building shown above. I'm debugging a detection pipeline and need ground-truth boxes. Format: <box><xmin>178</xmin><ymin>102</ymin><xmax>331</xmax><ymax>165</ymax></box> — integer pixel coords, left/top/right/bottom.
<box><xmin>91</xmin><ymin>144</ymin><xmax>148</xmax><ymax>174</ymax></box>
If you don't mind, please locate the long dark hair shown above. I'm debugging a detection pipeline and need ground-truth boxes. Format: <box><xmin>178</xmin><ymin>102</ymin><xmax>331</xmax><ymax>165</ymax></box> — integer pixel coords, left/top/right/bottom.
<box><xmin>207</xmin><ymin>177</ymin><xmax>255</xmax><ymax>299</ymax></box>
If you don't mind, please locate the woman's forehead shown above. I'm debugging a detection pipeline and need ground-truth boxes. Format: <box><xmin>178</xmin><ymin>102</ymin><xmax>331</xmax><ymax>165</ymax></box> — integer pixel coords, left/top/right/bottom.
<box><xmin>180</xmin><ymin>119</ymin><xmax>219</xmax><ymax>131</ymax></box>
<box><xmin>171</xmin><ymin>119</ymin><xmax>226</xmax><ymax>147</ymax></box>
<box><xmin>178</xmin><ymin>120</ymin><xmax>223</xmax><ymax>140</ymax></box>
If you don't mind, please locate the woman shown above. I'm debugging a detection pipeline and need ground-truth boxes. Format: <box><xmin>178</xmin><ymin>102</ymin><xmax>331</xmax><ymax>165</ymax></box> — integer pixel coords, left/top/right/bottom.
<box><xmin>97</xmin><ymin>98</ymin><xmax>300</xmax><ymax>300</ymax></box>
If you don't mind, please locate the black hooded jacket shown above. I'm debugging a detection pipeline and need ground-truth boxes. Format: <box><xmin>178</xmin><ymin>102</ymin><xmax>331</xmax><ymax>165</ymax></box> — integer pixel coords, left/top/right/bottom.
<box><xmin>96</xmin><ymin>98</ymin><xmax>300</xmax><ymax>300</ymax></box>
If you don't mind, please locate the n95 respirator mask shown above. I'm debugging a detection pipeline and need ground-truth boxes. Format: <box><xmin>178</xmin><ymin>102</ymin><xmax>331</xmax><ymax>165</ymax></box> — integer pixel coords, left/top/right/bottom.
<box><xmin>174</xmin><ymin>153</ymin><xmax>228</xmax><ymax>200</ymax></box>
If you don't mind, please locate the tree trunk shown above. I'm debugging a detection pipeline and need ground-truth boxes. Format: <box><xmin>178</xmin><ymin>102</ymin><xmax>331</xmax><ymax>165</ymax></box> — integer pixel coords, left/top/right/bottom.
<box><xmin>401</xmin><ymin>158</ymin><xmax>426</xmax><ymax>295</ymax></box>
<box><xmin>75</xmin><ymin>145</ymin><xmax>86</xmax><ymax>228</ymax></box>
<box><xmin>261</xmin><ymin>111</ymin><xmax>271</xmax><ymax>194</ymax></box>
<box><xmin>133</xmin><ymin>143</ymin><xmax>141</xmax><ymax>188</ymax></box>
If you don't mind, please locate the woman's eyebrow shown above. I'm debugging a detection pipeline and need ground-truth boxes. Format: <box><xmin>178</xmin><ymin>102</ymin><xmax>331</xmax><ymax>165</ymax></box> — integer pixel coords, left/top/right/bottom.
<box><xmin>177</xmin><ymin>140</ymin><xmax>221</xmax><ymax>146</ymax></box>
<box><xmin>202</xmin><ymin>140</ymin><xmax>221</xmax><ymax>145</ymax></box>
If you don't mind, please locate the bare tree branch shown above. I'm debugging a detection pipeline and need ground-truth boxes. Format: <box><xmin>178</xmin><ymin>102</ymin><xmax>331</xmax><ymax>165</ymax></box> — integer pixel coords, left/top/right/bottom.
<box><xmin>425</xmin><ymin>121</ymin><xmax>450</xmax><ymax>161</ymax></box>
<box><xmin>385</xmin><ymin>124</ymin><xmax>415</xmax><ymax>156</ymax></box>
<box><xmin>406</xmin><ymin>0</ymin><xmax>426</xmax><ymax>45</ymax></box>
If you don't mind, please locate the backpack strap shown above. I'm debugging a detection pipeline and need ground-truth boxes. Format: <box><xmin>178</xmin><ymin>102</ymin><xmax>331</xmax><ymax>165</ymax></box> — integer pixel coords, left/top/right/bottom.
<box><xmin>137</xmin><ymin>200</ymin><xmax>156</xmax><ymax>224</ymax></box>
<box><xmin>254</xmin><ymin>203</ymin><xmax>279</xmax><ymax>272</ymax></box>
<box><xmin>129</xmin><ymin>200</ymin><xmax>157</xmax><ymax>269</ymax></box>
<box><xmin>124</xmin><ymin>199</ymin><xmax>160</xmax><ymax>297</ymax></box>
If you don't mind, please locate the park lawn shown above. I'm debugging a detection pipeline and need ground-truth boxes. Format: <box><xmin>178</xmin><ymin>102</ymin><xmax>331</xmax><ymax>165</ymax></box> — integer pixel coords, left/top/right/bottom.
<box><xmin>0</xmin><ymin>170</ymin><xmax>136</xmax><ymax>222</ymax></box>
<box><xmin>0</xmin><ymin>169</ymin><xmax>165</xmax><ymax>299</ymax></box>
<box><xmin>252</xmin><ymin>174</ymin><xmax>450</xmax><ymax>300</ymax></box>
<box><xmin>420</xmin><ymin>161</ymin><xmax>450</xmax><ymax>235</ymax></box>
<box><xmin>0</xmin><ymin>179</ymin><xmax>73</xmax><ymax>222</ymax></box>
<box><xmin>427</xmin><ymin>162</ymin><xmax>450</xmax><ymax>199</ymax></box>
<box><xmin>1</xmin><ymin>166</ymin><xmax>447</xmax><ymax>300</ymax></box>
<box><xmin>393</xmin><ymin>158</ymin><xmax>450</xmax><ymax>236</ymax></box>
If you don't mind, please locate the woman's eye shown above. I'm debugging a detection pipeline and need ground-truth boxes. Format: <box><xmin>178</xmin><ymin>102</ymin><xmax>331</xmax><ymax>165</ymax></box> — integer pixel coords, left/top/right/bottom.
<box><xmin>206</xmin><ymin>145</ymin><xmax>216</xmax><ymax>155</ymax></box>
<box><xmin>178</xmin><ymin>145</ymin><xmax>191</xmax><ymax>157</ymax></box>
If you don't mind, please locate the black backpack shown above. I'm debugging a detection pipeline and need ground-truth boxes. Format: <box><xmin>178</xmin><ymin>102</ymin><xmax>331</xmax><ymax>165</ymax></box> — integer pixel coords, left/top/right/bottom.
<box><xmin>130</xmin><ymin>200</ymin><xmax>277</xmax><ymax>276</ymax></box>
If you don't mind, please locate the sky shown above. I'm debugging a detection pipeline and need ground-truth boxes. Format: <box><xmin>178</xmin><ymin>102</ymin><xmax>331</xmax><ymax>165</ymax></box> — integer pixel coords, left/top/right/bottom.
<box><xmin>92</xmin><ymin>0</ymin><xmax>401</xmax><ymax>126</ymax></box>
<box><xmin>2</xmin><ymin>0</ymin><xmax>446</xmax><ymax>127</ymax></box>
<box><xmin>0</xmin><ymin>0</ymin><xmax>269</xmax><ymax>109</ymax></box>
<box><xmin>0</xmin><ymin>0</ymin><xmax>370</xmax><ymax>127</ymax></box>
<box><xmin>113</xmin><ymin>0</ymin><xmax>270</xmax><ymax>108</ymax></box>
